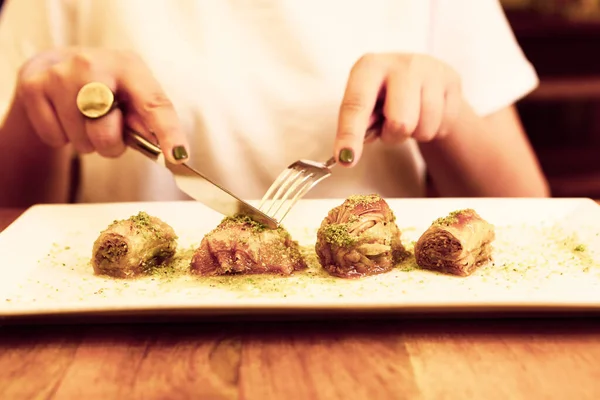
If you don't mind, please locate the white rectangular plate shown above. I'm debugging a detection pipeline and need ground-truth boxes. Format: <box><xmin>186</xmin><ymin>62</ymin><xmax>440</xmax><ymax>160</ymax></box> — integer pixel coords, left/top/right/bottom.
<box><xmin>2</xmin><ymin>198</ymin><xmax>600</xmax><ymax>319</ymax></box>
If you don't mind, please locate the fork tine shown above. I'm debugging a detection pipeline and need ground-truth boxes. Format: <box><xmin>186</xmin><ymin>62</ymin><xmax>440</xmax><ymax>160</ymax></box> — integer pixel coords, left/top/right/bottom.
<box><xmin>273</xmin><ymin>172</ymin><xmax>334</xmax><ymax>222</ymax></box>
<box><xmin>258</xmin><ymin>168</ymin><xmax>294</xmax><ymax>209</ymax></box>
<box><xmin>272</xmin><ymin>179</ymin><xmax>316</xmax><ymax>222</ymax></box>
<box><xmin>258</xmin><ymin>114</ymin><xmax>384</xmax><ymax>222</ymax></box>
<box><xmin>266</xmin><ymin>172</ymin><xmax>314</xmax><ymax>220</ymax></box>
<box><xmin>260</xmin><ymin>169</ymin><xmax>304</xmax><ymax>215</ymax></box>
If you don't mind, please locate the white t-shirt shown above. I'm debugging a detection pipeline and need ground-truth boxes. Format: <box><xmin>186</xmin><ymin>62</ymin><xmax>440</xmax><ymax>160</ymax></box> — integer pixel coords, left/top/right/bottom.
<box><xmin>0</xmin><ymin>0</ymin><xmax>538</xmax><ymax>202</ymax></box>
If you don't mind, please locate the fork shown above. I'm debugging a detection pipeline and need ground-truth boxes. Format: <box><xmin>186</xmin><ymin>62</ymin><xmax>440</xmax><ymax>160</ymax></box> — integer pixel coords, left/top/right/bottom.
<box><xmin>258</xmin><ymin>114</ymin><xmax>385</xmax><ymax>223</ymax></box>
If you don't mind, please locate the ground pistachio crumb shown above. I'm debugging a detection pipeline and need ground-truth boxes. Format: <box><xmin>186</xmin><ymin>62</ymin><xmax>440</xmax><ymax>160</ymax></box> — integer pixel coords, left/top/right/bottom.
<box><xmin>322</xmin><ymin>223</ymin><xmax>356</xmax><ymax>247</ymax></box>
<box><xmin>128</xmin><ymin>211</ymin><xmax>153</xmax><ymax>228</ymax></box>
<box><xmin>345</xmin><ymin>194</ymin><xmax>381</xmax><ymax>208</ymax></box>
<box><xmin>222</xmin><ymin>214</ymin><xmax>269</xmax><ymax>233</ymax></box>
<box><xmin>433</xmin><ymin>209</ymin><xmax>473</xmax><ymax>227</ymax></box>
<box><xmin>130</xmin><ymin>211</ymin><xmax>175</xmax><ymax>240</ymax></box>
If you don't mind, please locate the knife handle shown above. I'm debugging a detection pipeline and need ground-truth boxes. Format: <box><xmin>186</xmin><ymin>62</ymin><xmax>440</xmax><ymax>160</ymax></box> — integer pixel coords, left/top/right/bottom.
<box><xmin>124</xmin><ymin>130</ymin><xmax>163</xmax><ymax>161</ymax></box>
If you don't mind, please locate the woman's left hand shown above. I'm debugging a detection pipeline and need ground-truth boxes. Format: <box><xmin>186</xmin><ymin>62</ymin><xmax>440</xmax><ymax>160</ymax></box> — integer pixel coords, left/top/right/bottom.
<box><xmin>334</xmin><ymin>53</ymin><xmax>464</xmax><ymax>166</ymax></box>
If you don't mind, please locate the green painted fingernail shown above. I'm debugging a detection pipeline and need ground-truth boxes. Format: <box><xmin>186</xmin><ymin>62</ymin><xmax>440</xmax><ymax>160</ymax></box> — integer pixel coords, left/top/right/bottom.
<box><xmin>339</xmin><ymin>148</ymin><xmax>354</xmax><ymax>164</ymax></box>
<box><xmin>172</xmin><ymin>145</ymin><xmax>188</xmax><ymax>160</ymax></box>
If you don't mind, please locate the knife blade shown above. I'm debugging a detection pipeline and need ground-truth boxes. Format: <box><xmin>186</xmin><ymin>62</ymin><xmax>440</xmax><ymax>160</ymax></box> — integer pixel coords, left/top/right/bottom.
<box><xmin>125</xmin><ymin>130</ymin><xmax>279</xmax><ymax>229</ymax></box>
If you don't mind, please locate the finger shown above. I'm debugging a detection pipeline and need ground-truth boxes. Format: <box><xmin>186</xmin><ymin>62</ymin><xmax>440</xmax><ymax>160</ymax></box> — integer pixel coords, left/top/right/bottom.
<box><xmin>85</xmin><ymin>107</ymin><xmax>126</xmax><ymax>158</ymax></box>
<box><xmin>17</xmin><ymin>76</ymin><xmax>68</xmax><ymax>147</ymax></box>
<box><xmin>438</xmin><ymin>81</ymin><xmax>463</xmax><ymax>139</ymax></box>
<box><xmin>46</xmin><ymin>65</ymin><xmax>93</xmax><ymax>154</ymax></box>
<box><xmin>117</xmin><ymin>57</ymin><xmax>189</xmax><ymax>164</ymax></box>
<box><xmin>381</xmin><ymin>70</ymin><xmax>421</xmax><ymax>144</ymax></box>
<box><xmin>364</xmin><ymin>114</ymin><xmax>381</xmax><ymax>144</ymax></box>
<box><xmin>74</xmin><ymin>77</ymin><xmax>126</xmax><ymax>157</ymax></box>
<box><xmin>336</xmin><ymin>54</ymin><xmax>388</xmax><ymax>166</ymax></box>
<box><xmin>125</xmin><ymin>114</ymin><xmax>156</xmax><ymax>143</ymax></box>
<box><xmin>413</xmin><ymin>77</ymin><xmax>445</xmax><ymax>142</ymax></box>
<box><xmin>363</xmin><ymin>99</ymin><xmax>385</xmax><ymax>144</ymax></box>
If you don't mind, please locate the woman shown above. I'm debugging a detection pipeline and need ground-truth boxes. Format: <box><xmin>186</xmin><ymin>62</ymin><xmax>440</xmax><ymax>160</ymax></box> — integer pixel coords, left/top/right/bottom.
<box><xmin>0</xmin><ymin>0</ymin><xmax>549</xmax><ymax>207</ymax></box>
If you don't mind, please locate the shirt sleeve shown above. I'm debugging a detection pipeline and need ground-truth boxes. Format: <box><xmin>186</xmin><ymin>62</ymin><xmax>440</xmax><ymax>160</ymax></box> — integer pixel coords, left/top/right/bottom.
<box><xmin>429</xmin><ymin>0</ymin><xmax>539</xmax><ymax>116</ymax></box>
<box><xmin>0</xmin><ymin>0</ymin><xmax>75</xmax><ymax>124</ymax></box>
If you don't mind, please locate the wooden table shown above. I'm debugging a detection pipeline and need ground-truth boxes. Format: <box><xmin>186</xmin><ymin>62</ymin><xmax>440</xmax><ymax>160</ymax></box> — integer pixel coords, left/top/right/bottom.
<box><xmin>1</xmin><ymin>208</ymin><xmax>600</xmax><ymax>400</ymax></box>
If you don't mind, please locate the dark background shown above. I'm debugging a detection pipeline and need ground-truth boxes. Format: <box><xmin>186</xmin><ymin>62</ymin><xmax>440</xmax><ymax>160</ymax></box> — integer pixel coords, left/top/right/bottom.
<box><xmin>0</xmin><ymin>0</ymin><xmax>599</xmax><ymax>197</ymax></box>
<box><xmin>505</xmin><ymin>4</ymin><xmax>600</xmax><ymax>198</ymax></box>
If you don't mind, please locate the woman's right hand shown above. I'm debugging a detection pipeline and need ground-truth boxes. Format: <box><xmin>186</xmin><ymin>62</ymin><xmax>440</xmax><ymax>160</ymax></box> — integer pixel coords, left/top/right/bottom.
<box><xmin>15</xmin><ymin>48</ymin><xmax>189</xmax><ymax>163</ymax></box>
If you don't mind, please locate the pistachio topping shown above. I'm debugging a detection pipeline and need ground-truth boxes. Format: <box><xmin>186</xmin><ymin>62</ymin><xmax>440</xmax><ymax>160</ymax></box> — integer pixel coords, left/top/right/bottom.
<box><xmin>344</xmin><ymin>194</ymin><xmax>381</xmax><ymax>208</ymax></box>
<box><xmin>128</xmin><ymin>211</ymin><xmax>153</xmax><ymax>227</ymax></box>
<box><xmin>321</xmin><ymin>223</ymin><xmax>356</xmax><ymax>247</ymax></box>
<box><xmin>221</xmin><ymin>214</ymin><xmax>269</xmax><ymax>233</ymax></box>
<box><xmin>433</xmin><ymin>209</ymin><xmax>475</xmax><ymax>227</ymax></box>
<box><xmin>120</xmin><ymin>211</ymin><xmax>172</xmax><ymax>240</ymax></box>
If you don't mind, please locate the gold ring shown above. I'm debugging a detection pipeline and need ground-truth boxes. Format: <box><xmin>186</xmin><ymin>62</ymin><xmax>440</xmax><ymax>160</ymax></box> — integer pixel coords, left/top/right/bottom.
<box><xmin>76</xmin><ymin>82</ymin><xmax>115</xmax><ymax>119</ymax></box>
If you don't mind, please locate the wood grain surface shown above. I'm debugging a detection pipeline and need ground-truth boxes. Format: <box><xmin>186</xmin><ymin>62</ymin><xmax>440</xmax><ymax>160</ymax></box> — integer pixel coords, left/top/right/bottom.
<box><xmin>2</xmin><ymin>207</ymin><xmax>600</xmax><ymax>400</ymax></box>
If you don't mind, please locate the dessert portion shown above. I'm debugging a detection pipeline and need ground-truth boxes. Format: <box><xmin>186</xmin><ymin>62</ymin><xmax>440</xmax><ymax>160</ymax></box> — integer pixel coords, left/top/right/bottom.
<box><xmin>91</xmin><ymin>211</ymin><xmax>178</xmax><ymax>278</ymax></box>
<box><xmin>190</xmin><ymin>215</ymin><xmax>306</xmax><ymax>276</ymax></box>
<box><xmin>414</xmin><ymin>209</ymin><xmax>495</xmax><ymax>276</ymax></box>
<box><xmin>86</xmin><ymin>202</ymin><xmax>497</xmax><ymax>282</ymax></box>
<box><xmin>315</xmin><ymin>194</ymin><xmax>408</xmax><ymax>278</ymax></box>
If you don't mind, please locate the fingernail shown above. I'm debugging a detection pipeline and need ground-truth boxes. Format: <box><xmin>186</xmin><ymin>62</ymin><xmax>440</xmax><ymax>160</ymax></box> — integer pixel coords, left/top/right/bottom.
<box><xmin>172</xmin><ymin>145</ymin><xmax>188</xmax><ymax>161</ymax></box>
<box><xmin>338</xmin><ymin>148</ymin><xmax>354</xmax><ymax>164</ymax></box>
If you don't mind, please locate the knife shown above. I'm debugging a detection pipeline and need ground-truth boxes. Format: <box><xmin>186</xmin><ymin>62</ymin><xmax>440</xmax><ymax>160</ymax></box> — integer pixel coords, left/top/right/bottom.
<box><xmin>125</xmin><ymin>130</ymin><xmax>279</xmax><ymax>229</ymax></box>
